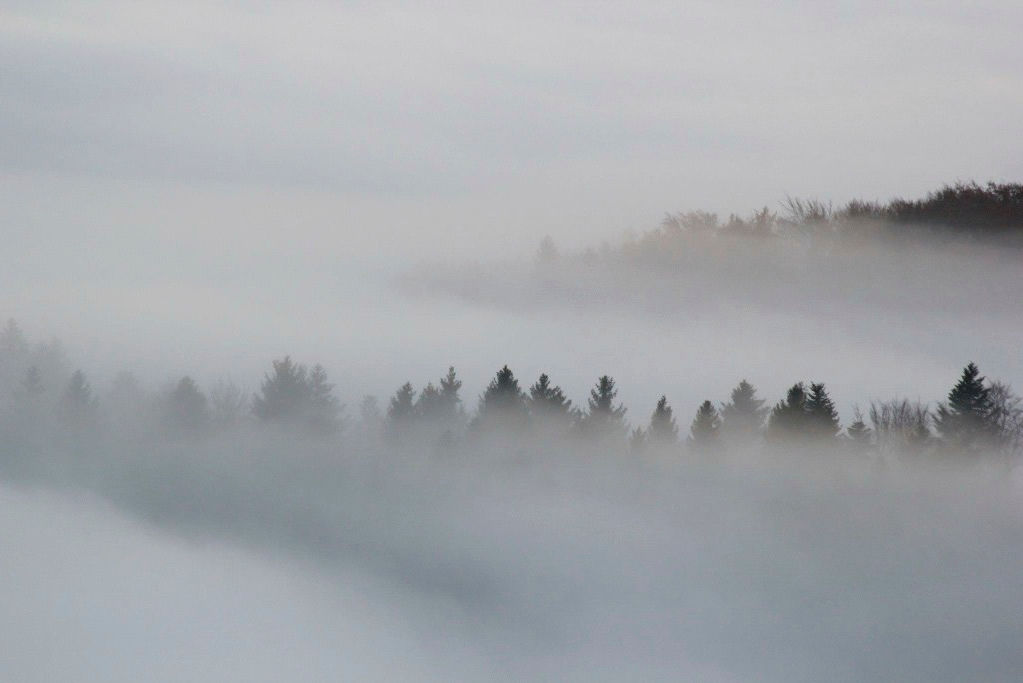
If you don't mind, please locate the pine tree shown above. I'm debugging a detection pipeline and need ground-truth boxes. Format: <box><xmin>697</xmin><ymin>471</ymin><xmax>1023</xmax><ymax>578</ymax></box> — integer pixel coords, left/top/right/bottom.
<box><xmin>688</xmin><ymin>400</ymin><xmax>720</xmax><ymax>451</ymax></box>
<box><xmin>845</xmin><ymin>406</ymin><xmax>872</xmax><ymax>452</ymax></box>
<box><xmin>307</xmin><ymin>364</ymin><xmax>342</xmax><ymax>435</ymax></box>
<box><xmin>934</xmin><ymin>362</ymin><xmax>998</xmax><ymax>453</ymax></box>
<box><xmin>475</xmin><ymin>365</ymin><xmax>528</xmax><ymax>429</ymax></box>
<box><xmin>804</xmin><ymin>382</ymin><xmax>841</xmax><ymax>440</ymax></box>
<box><xmin>766</xmin><ymin>382</ymin><xmax>807</xmax><ymax>442</ymax></box>
<box><xmin>438</xmin><ymin>366</ymin><xmax>464</xmax><ymax>421</ymax></box>
<box><xmin>719</xmin><ymin>379</ymin><xmax>768</xmax><ymax>442</ymax></box>
<box><xmin>388</xmin><ymin>382</ymin><xmax>417</xmax><ymax>422</ymax></box>
<box><xmin>416</xmin><ymin>382</ymin><xmax>442</xmax><ymax>419</ymax></box>
<box><xmin>647</xmin><ymin>395</ymin><xmax>678</xmax><ymax>447</ymax></box>
<box><xmin>527</xmin><ymin>373</ymin><xmax>573</xmax><ymax>419</ymax></box>
<box><xmin>583</xmin><ymin>375</ymin><xmax>627</xmax><ymax>440</ymax></box>
<box><xmin>252</xmin><ymin>356</ymin><xmax>310</xmax><ymax>423</ymax></box>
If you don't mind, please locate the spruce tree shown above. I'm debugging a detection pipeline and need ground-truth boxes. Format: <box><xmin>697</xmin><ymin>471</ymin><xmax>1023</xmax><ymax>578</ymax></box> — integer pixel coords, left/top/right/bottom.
<box><xmin>388</xmin><ymin>382</ymin><xmax>416</xmax><ymax>422</ymax></box>
<box><xmin>475</xmin><ymin>365</ymin><xmax>527</xmax><ymax>429</ymax></box>
<box><xmin>527</xmin><ymin>373</ymin><xmax>573</xmax><ymax>419</ymax></box>
<box><xmin>252</xmin><ymin>356</ymin><xmax>309</xmax><ymax>423</ymax></box>
<box><xmin>583</xmin><ymin>375</ymin><xmax>627</xmax><ymax>440</ymax></box>
<box><xmin>766</xmin><ymin>382</ymin><xmax>807</xmax><ymax>442</ymax></box>
<box><xmin>934</xmin><ymin>362</ymin><xmax>997</xmax><ymax>453</ymax></box>
<box><xmin>688</xmin><ymin>400</ymin><xmax>720</xmax><ymax>451</ymax></box>
<box><xmin>719</xmin><ymin>379</ymin><xmax>768</xmax><ymax>441</ymax></box>
<box><xmin>845</xmin><ymin>406</ymin><xmax>872</xmax><ymax>452</ymax></box>
<box><xmin>647</xmin><ymin>395</ymin><xmax>678</xmax><ymax>447</ymax></box>
<box><xmin>438</xmin><ymin>366</ymin><xmax>464</xmax><ymax>421</ymax></box>
<box><xmin>804</xmin><ymin>382</ymin><xmax>841</xmax><ymax>440</ymax></box>
<box><xmin>307</xmin><ymin>364</ymin><xmax>341</xmax><ymax>435</ymax></box>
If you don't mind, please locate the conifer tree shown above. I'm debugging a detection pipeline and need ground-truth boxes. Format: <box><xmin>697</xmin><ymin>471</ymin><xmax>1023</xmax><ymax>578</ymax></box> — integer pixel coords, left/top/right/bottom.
<box><xmin>388</xmin><ymin>382</ymin><xmax>416</xmax><ymax>422</ymax></box>
<box><xmin>475</xmin><ymin>365</ymin><xmax>528</xmax><ymax>429</ymax></box>
<box><xmin>583</xmin><ymin>375</ymin><xmax>627</xmax><ymax>440</ymax></box>
<box><xmin>845</xmin><ymin>406</ymin><xmax>872</xmax><ymax>452</ymax></box>
<box><xmin>934</xmin><ymin>362</ymin><xmax>998</xmax><ymax>453</ymax></box>
<box><xmin>804</xmin><ymin>382</ymin><xmax>841</xmax><ymax>440</ymax></box>
<box><xmin>438</xmin><ymin>366</ymin><xmax>464</xmax><ymax>421</ymax></box>
<box><xmin>416</xmin><ymin>382</ymin><xmax>442</xmax><ymax>419</ymax></box>
<box><xmin>647</xmin><ymin>395</ymin><xmax>678</xmax><ymax>447</ymax></box>
<box><xmin>527</xmin><ymin>373</ymin><xmax>573</xmax><ymax>419</ymax></box>
<box><xmin>720</xmin><ymin>379</ymin><xmax>768</xmax><ymax>442</ymax></box>
<box><xmin>252</xmin><ymin>356</ymin><xmax>309</xmax><ymax>423</ymax></box>
<box><xmin>307</xmin><ymin>364</ymin><xmax>342</xmax><ymax>435</ymax></box>
<box><xmin>766</xmin><ymin>382</ymin><xmax>808</xmax><ymax>442</ymax></box>
<box><xmin>688</xmin><ymin>400</ymin><xmax>720</xmax><ymax>451</ymax></box>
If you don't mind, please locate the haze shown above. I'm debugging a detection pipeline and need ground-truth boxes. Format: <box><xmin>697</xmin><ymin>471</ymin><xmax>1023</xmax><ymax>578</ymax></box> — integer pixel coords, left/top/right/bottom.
<box><xmin>2</xmin><ymin>2</ymin><xmax>1023</xmax><ymax>681</ymax></box>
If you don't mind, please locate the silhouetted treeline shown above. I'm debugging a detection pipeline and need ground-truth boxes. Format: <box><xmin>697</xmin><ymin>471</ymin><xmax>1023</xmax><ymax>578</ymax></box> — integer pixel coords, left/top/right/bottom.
<box><xmin>2</xmin><ymin>319</ymin><xmax>1020</xmax><ymax>464</ymax></box>
<box><xmin>648</xmin><ymin>181</ymin><xmax>1023</xmax><ymax>247</ymax></box>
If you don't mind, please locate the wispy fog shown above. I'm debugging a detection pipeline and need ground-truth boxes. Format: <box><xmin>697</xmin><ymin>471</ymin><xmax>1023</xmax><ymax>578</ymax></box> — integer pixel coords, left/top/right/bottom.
<box><xmin>3</xmin><ymin>1</ymin><xmax>1023</xmax><ymax>680</ymax></box>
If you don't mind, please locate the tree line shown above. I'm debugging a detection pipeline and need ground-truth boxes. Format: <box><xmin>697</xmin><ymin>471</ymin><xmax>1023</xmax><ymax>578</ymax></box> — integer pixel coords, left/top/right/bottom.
<box><xmin>2</xmin><ymin>319</ymin><xmax>1020</xmax><ymax>460</ymax></box>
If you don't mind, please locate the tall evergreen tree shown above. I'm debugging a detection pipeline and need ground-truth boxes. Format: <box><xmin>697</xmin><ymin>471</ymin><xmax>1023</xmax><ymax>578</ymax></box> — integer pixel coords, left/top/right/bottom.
<box><xmin>252</xmin><ymin>356</ymin><xmax>310</xmax><ymax>423</ymax></box>
<box><xmin>388</xmin><ymin>382</ymin><xmax>416</xmax><ymax>422</ymax></box>
<box><xmin>307</xmin><ymin>364</ymin><xmax>342</xmax><ymax>435</ymax></box>
<box><xmin>475</xmin><ymin>365</ymin><xmax>528</xmax><ymax>429</ymax></box>
<box><xmin>845</xmin><ymin>406</ymin><xmax>872</xmax><ymax>452</ymax></box>
<box><xmin>688</xmin><ymin>400</ymin><xmax>720</xmax><ymax>451</ymax></box>
<box><xmin>583</xmin><ymin>375</ymin><xmax>627</xmax><ymax>440</ymax></box>
<box><xmin>647</xmin><ymin>395</ymin><xmax>678</xmax><ymax>447</ymax></box>
<box><xmin>720</xmin><ymin>379</ymin><xmax>768</xmax><ymax>442</ymax></box>
<box><xmin>438</xmin><ymin>366</ymin><xmax>464</xmax><ymax>421</ymax></box>
<box><xmin>804</xmin><ymin>382</ymin><xmax>841</xmax><ymax>440</ymax></box>
<box><xmin>766</xmin><ymin>382</ymin><xmax>808</xmax><ymax>442</ymax></box>
<box><xmin>527</xmin><ymin>373</ymin><xmax>573</xmax><ymax>419</ymax></box>
<box><xmin>934</xmin><ymin>362</ymin><xmax>998</xmax><ymax>453</ymax></box>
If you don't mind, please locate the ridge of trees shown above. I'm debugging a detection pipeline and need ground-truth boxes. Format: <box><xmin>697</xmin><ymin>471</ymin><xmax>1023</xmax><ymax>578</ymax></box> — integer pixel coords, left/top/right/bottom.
<box><xmin>1</xmin><ymin>318</ymin><xmax>1021</xmax><ymax>460</ymax></box>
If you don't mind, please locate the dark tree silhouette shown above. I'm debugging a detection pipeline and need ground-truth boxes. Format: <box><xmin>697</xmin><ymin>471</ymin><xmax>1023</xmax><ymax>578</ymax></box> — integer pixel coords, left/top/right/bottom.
<box><xmin>583</xmin><ymin>375</ymin><xmax>627</xmax><ymax>440</ymax></box>
<box><xmin>688</xmin><ymin>400</ymin><xmax>720</xmax><ymax>451</ymax></box>
<box><xmin>388</xmin><ymin>382</ymin><xmax>416</xmax><ymax>422</ymax></box>
<box><xmin>527</xmin><ymin>373</ymin><xmax>573</xmax><ymax>420</ymax></box>
<box><xmin>438</xmin><ymin>366</ymin><xmax>464</xmax><ymax>421</ymax></box>
<box><xmin>647</xmin><ymin>395</ymin><xmax>678</xmax><ymax>447</ymax></box>
<box><xmin>474</xmin><ymin>365</ymin><xmax>528</xmax><ymax>430</ymax></box>
<box><xmin>767</xmin><ymin>383</ymin><xmax>808</xmax><ymax>442</ymax></box>
<box><xmin>720</xmin><ymin>379</ymin><xmax>768</xmax><ymax>442</ymax></box>
<box><xmin>934</xmin><ymin>362</ymin><xmax>998</xmax><ymax>453</ymax></box>
<box><xmin>845</xmin><ymin>406</ymin><xmax>872</xmax><ymax>452</ymax></box>
<box><xmin>252</xmin><ymin>356</ymin><xmax>309</xmax><ymax>423</ymax></box>
<box><xmin>805</xmin><ymin>382</ymin><xmax>841</xmax><ymax>440</ymax></box>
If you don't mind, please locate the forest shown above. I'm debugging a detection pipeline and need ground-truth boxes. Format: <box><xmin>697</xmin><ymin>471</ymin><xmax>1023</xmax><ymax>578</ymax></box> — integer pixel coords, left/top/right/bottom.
<box><xmin>2</xmin><ymin>316</ymin><xmax>1020</xmax><ymax>465</ymax></box>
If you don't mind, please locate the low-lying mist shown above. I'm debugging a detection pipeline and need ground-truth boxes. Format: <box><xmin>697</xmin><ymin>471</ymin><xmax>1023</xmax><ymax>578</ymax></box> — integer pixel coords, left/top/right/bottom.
<box><xmin>3</xmin><ymin>182</ymin><xmax>1023</xmax><ymax>681</ymax></box>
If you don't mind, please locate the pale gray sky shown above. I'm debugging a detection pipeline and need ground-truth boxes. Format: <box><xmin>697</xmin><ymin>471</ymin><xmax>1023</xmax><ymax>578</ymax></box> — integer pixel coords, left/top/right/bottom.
<box><xmin>1</xmin><ymin>0</ymin><xmax>1021</xmax><ymax>403</ymax></box>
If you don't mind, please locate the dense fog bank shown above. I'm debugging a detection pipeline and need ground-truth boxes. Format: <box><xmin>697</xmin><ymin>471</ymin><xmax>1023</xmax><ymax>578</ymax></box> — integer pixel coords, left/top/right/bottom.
<box><xmin>2</xmin><ymin>314</ymin><xmax>1023</xmax><ymax>680</ymax></box>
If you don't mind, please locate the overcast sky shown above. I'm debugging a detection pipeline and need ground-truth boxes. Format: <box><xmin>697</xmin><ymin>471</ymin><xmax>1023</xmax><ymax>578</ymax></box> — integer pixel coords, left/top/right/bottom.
<box><xmin>2</xmin><ymin>0</ymin><xmax>1021</xmax><ymax>396</ymax></box>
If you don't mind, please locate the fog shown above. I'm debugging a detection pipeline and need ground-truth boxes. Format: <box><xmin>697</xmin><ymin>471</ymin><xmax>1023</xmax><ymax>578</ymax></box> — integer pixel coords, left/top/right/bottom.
<box><xmin>4</xmin><ymin>1</ymin><xmax>1023</xmax><ymax>680</ymax></box>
